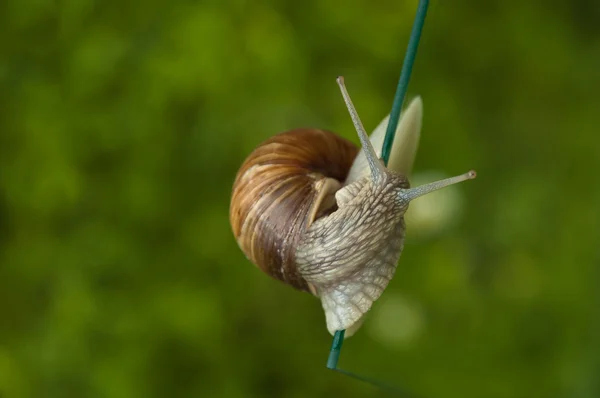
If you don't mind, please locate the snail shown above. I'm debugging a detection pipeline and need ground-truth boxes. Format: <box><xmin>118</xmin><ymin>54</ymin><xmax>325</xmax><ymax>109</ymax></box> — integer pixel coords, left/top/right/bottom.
<box><xmin>230</xmin><ymin>76</ymin><xmax>476</xmax><ymax>338</ymax></box>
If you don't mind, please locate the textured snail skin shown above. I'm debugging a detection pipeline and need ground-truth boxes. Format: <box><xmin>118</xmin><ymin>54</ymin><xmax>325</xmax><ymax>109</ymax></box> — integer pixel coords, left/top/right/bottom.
<box><xmin>295</xmin><ymin>171</ymin><xmax>410</xmax><ymax>336</ymax></box>
<box><xmin>229</xmin><ymin>128</ymin><xmax>358</xmax><ymax>292</ymax></box>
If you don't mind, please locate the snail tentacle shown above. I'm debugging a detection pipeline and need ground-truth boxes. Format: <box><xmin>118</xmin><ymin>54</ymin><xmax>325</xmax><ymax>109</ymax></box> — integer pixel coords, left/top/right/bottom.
<box><xmin>336</xmin><ymin>76</ymin><xmax>386</xmax><ymax>184</ymax></box>
<box><xmin>345</xmin><ymin>96</ymin><xmax>423</xmax><ymax>186</ymax></box>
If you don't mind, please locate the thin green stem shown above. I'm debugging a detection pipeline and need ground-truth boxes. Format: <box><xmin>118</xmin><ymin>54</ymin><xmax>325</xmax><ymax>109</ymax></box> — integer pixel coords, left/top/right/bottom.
<box><xmin>326</xmin><ymin>0</ymin><xmax>430</xmax><ymax>388</ymax></box>
<box><xmin>381</xmin><ymin>0</ymin><xmax>430</xmax><ymax>165</ymax></box>
<box><xmin>326</xmin><ymin>330</ymin><xmax>345</xmax><ymax>369</ymax></box>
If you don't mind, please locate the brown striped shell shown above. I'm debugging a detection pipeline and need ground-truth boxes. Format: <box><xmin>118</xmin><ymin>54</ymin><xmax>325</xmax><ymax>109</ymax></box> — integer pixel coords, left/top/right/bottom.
<box><xmin>229</xmin><ymin>128</ymin><xmax>359</xmax><ymax>293</ymax></box>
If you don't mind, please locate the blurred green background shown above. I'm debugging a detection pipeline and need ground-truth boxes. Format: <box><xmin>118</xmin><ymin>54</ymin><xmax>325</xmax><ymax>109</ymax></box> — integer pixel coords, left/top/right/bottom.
<box><xmin>1</xmin><ymin>0</ymin><xmax>600</xmax><ymax>397</ymax></box>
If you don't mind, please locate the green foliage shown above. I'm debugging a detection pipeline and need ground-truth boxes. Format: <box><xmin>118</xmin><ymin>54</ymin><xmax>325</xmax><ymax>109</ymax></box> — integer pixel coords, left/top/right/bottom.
<box><xmin>1</xmin><ymin>0</ymin><xmax>599</xmax><ymax>397</ymax></box>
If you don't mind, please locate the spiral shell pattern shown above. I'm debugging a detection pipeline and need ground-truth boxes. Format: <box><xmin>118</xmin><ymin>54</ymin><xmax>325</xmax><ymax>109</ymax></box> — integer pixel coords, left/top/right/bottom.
<box><xmin>229</xmin><ymin>128</ymin><xmax>358</xmax><ymax>292</ymax></box>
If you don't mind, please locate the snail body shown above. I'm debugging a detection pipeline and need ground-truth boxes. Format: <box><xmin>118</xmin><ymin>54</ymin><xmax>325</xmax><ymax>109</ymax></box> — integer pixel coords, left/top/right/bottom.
<box><xmin>230</xmin><ymin>77</ymin><xmax>476</xmax><ymax>337</ymax></box>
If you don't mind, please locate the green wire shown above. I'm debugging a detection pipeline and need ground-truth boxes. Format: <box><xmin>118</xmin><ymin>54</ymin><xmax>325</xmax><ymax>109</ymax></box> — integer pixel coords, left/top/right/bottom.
<box><xmin>382</xmin><ymin>0</ymin><xmax>429</xmax><ymax>166</ymax></box>
<box><xmin>326</xmin><ymin>0</ymin><xmax>430</xmax><ymax>390</ymax></box>
<box><xmin>326</xmin><ymin>329</ymin><xmax>345</xmax><ymax>369</ymax></box>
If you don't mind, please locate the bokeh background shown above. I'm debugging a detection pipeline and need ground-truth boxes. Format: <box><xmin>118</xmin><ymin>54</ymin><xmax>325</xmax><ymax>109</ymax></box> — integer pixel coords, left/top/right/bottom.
<box><xmin>1</xmin><ymin>0</ymin><xmax>600</xmax><ymax>397</ymax></box>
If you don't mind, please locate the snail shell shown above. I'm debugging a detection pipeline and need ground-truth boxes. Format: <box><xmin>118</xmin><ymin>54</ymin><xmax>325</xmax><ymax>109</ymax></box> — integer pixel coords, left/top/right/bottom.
<box><xmin>230</xmin><ymin>81</ymin><xmax>474</xmax><ymax>337</ymax></box>
<box><xmin>230</xmin><ymin>128</ymin><xmax>359</xmax><ymax>293</ymax></box>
